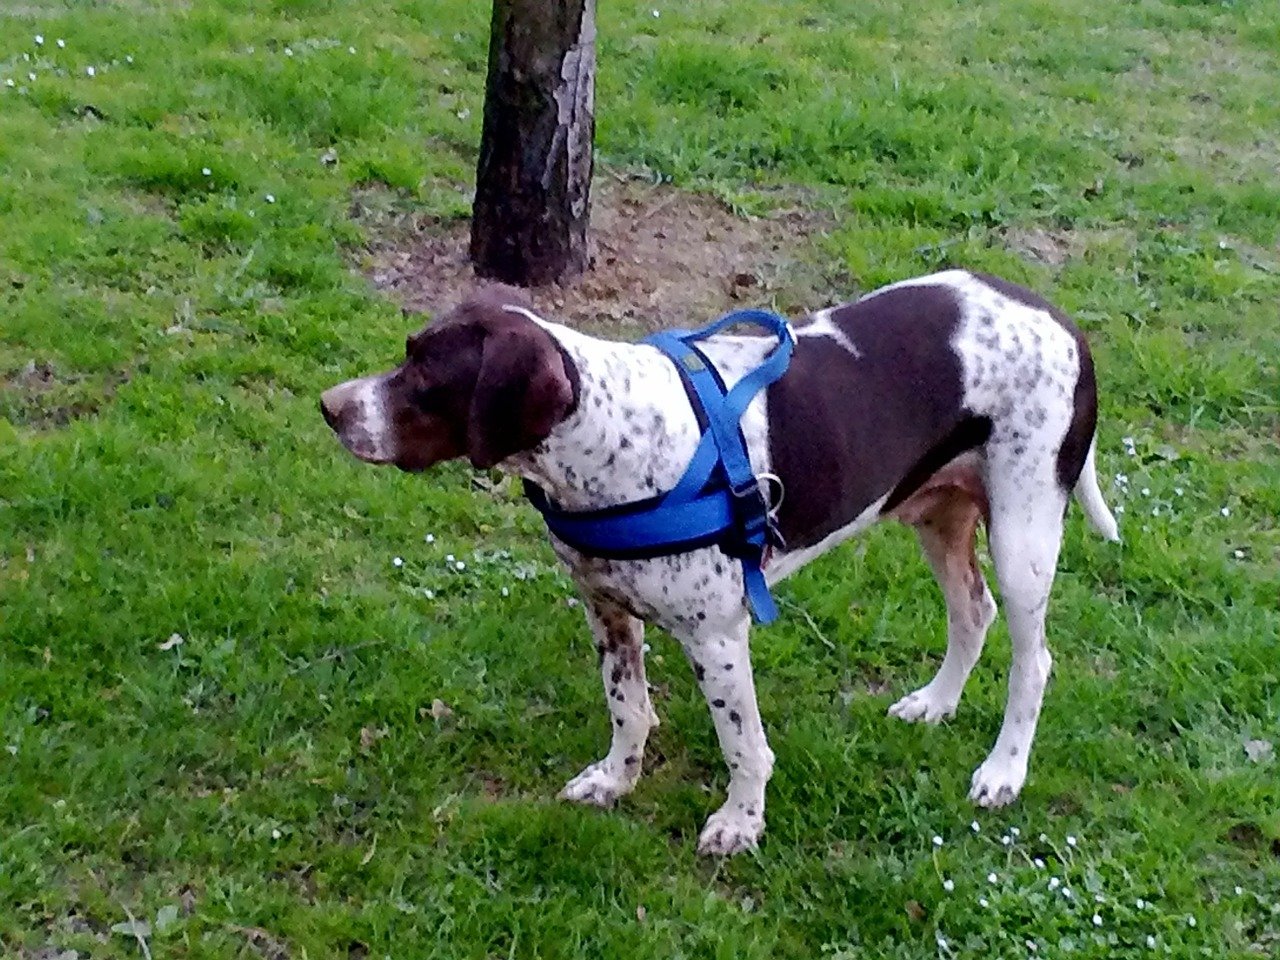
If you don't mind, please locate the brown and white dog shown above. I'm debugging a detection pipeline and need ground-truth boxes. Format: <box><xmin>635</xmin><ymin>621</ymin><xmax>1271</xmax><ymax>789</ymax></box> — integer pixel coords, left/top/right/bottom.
<box><xmin>321</xmin><ymin>270</ymin><xmax>1118</xmax><ymax>856</ymax></box>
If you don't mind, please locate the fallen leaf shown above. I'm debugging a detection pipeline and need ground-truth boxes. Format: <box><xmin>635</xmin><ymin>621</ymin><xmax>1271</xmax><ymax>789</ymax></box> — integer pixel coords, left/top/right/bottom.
<box><xmin>158</xmin><ymin>633</ymin><xmax>184</xmax><ymax>651</ymax></box>
<box><xmin>1245</xmin><ymin>739</ymin><xmax>1274</xmax><ymax>763</ymax></box>
<box><xmin>636</xmin><ymin>904</ymin><xmax>647</xmax><ymax>923</ymax></box>
<box><xmin>430</xmin><ymin>698</ymin><xmax>453</xmax><ymax>719</ymax></box>
<box><xmin>111</xmin><ymin>919</ymin><xmax>151</xmax><ymax>938</ymax></box>
<box><xmin>905</xmin><ymin>899</ymin><xmax>927</xmax><ymax>922</ymax></box>
<box><xmin>154</xmin><ymin>904</ymin><xmax>179</xmax><ymax>932</ymax></box>
<box><xmin>359</xmin><ymin>726</ymin><xmax>385</xmax><ymax>751</ymax></box>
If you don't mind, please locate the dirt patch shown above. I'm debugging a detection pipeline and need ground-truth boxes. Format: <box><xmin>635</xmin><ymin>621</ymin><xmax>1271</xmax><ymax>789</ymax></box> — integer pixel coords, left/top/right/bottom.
<box><xmin>1002</xmin><ymin>225</ymin><xmax>1139</xmax><ymax>271</ymax></box>
<box><xmin>1</xmin><ymin>360</ymin><xmax>128</xmax><ymax>430</ymax></box>
<box><xmin>1003</xmin><ymin>226</ymin><xmax>1076</xmax><ymax>269</ymax></box>
<box><xmin>356</xmin><ymin>174</ymin><xmax>843</xmax><ymax>333</ymax></box>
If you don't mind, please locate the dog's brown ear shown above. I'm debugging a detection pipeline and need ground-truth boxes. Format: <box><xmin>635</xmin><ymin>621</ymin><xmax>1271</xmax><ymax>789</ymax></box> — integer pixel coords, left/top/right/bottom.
<box><xmin>466</xmin><ymin>328</ymin><xmax>575</xmax><ymax>469</ymax></box>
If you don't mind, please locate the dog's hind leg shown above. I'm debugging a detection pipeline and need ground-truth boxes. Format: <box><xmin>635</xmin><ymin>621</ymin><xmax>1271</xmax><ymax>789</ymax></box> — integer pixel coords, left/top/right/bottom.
<box><xmin>561</xmin><ymin>599</ymin><xmax>659</xmax><ymax>807</ymax></box>
<box><xmin>969</xmin><ymin>471</ymin><xmax>1067</xmax><ymax>808</ymax></box>
<box><xmin>889</xmin><ymin>489</ymin><xmax>997</xmax><ymax>724</ymax></box>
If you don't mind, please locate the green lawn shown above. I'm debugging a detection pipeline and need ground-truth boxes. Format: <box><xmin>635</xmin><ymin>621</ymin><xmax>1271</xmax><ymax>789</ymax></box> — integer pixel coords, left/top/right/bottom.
<box><xmin>3</xmin><ymin>0</ymin><xmax>1279</xmax><ymax>957</ymax></box>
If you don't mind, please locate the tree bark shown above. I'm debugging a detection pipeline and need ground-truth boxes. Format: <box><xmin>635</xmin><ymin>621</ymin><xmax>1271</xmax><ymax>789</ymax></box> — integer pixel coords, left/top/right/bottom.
<box><xmin>470</xmin><ymin>0</ymin><xmax>596</xmax><ymax>286</ymax></box>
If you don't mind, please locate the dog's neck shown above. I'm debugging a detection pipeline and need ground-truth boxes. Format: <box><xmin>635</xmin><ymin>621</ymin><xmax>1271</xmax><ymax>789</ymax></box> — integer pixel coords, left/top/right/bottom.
<box><xmin>505</xmin><ymin>322</ymin><xmax>704</xmax><ymax>511</ymax></box>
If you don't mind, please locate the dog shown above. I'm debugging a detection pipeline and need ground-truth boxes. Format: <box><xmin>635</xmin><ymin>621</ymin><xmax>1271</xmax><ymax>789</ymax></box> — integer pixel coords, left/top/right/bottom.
<box><xmin>320</xmin><ymin>269</ymin><xmax>1119</xmax><ymax>856</ymax></box>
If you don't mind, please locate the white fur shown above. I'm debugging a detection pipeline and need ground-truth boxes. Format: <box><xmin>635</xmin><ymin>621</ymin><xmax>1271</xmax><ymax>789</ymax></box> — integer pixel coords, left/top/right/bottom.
<box><xmin>800</xmin><ymin>307</ymin><xmax>862</xmax><ymax>358</ymax></box>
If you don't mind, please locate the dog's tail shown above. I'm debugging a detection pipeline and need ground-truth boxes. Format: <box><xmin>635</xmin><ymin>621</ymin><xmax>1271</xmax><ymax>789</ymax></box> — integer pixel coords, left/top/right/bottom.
<box><xmin>1073</xmin><ymin>438</ymin><xmax>1120</xmax><ymax>542</ymax></box>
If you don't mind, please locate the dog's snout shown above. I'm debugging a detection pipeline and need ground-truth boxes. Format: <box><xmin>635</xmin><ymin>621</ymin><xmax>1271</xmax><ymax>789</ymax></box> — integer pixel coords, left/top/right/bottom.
<box><xmin>319</xmin><ymin>391</ymin><xmax>341</xmax><ymax>430</ymax></box>
<box><xmin>320</xmin><ymin>382</ymin><xmax>358</xmax><ymax>432</ymax></box>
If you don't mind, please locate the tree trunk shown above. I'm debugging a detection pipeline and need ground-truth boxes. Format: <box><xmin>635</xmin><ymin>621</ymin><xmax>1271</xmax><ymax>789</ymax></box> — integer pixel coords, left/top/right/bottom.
<box><xmin>470</xmin><ymin>0</ymin><xmax>596</xmax><ymax>286</ymax></box>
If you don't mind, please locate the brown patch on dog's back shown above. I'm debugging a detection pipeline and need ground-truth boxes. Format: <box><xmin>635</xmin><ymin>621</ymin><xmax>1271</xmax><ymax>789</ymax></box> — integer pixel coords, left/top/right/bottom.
<box><xmin>768</xmin><ymin>284</ymin><xmax>988</xmax><ymax>550</ymax></box>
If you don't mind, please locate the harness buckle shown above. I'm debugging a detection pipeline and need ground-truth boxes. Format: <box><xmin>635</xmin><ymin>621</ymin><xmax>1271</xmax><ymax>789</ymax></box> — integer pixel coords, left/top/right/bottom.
<box><xmin>722</xmin><ymin>477</ymin><xmax>771</xmax><ymax>561</ymax></box>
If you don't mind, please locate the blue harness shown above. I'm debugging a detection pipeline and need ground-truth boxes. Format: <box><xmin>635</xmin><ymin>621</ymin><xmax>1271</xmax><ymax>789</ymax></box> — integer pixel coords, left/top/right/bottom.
<box><xmin>523</xmin><ymin>309</ymin><xmax>796</xmax><ymax>623</ymax></box>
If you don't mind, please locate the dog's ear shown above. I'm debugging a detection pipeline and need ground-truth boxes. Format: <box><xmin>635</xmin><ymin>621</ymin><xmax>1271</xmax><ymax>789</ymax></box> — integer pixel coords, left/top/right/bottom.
<box><xmin>466</xmin><ymin>327</ymin><xmax>575</xmax><ymax>469</ymax></box>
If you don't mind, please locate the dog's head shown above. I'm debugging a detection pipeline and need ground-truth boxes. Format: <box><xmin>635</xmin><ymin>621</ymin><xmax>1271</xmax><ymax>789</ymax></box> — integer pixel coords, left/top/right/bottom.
<box><xmin>320</xmin><ymin>286</ymin><xmax>578</xmax><ymax>472</ymax></box>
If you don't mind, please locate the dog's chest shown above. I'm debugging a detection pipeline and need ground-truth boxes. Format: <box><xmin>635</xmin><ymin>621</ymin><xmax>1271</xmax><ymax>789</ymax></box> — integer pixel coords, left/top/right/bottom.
<box><xmin>534</xmin><ymin>333</ymin><xmax>777</xmax><ymax>630</ymax></box>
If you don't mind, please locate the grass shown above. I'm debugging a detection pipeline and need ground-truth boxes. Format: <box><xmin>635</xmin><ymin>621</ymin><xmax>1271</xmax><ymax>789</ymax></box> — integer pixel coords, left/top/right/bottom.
<box><xmin>2</xmin><ymin>0</ymin><xmax>1279</xmax><ymax>956</ymax></box>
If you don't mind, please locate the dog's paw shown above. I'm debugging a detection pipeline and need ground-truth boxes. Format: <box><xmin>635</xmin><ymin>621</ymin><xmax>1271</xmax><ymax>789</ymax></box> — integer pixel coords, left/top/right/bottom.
<box><xmin>969</xmin><ymin>754</ymin><xmax>1027</xmax><ymax>808</ymax></box>
<box><xmin>559</xmin><ymin>761</ymin><xmax>634</xmax><ymax>808</ymax></box>
<box><xmin>696</xmin><ymin>804</ymin><xmax>764</xmax><ymax>857</ymax></box>
<box><xmin>888</xmin><ymin>684</ymin><xmax>959</xmax><ymax>724</ymax></box>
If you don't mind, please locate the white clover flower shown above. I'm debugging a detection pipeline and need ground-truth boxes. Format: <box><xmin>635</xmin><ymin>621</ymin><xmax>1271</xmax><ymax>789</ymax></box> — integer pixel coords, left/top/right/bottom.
<box><xmin>1235</xmin><ymin>885</ymin><xmax>1244</xmax><ymax>896</ymax></box>
<box><xmin>979</xmin><ymin>897</ymin><xmax>989</xmax><ymax>908</ymax></box>
<box><xmin>454</xmin><ymin>561</ymin><xmax>465</xmax><ymax>571</ymax></box>
<box><xmin>1174</xmin><ymin>486</ymin><xmax>1183</xmax><ymax>496</ymax></box>
<box><xmin>1092</xmin><ymin>914</ymin><xmax>1102</xmax><ymax>927</ymax></box>
<box><xmin>28</xmin><ymin>73</ymin><xmax>36</xmax><ymax>82</ymax></box>
<box><xmin>265</xmin><ymin>193</ymin><xmax>276</xmax><ymax>203</ymax></box>
<box><xmin>1063</xmin><ymin>887</ymin><xmax>1074</xmax><ymax>899</ymax></box>
<box><xmin>1146</xmin><ymin>935</ymin><xmax>1157</xmax><ymax>949</ymax></box>
<box><xmin>126</xmin><ymin>55</ymin><xmax>134</xmax><ymax>64</ymax></box>
<box><xmin>202</xmin><ymin>167</ymin><xmax>212</xmax><ymax>176</ymax></box>
<box><xmin>1066</xmin><ymin>835</ymin><xmax>1077</xmax><ymax>847</ymax></box>
<box><xmin>987</xmin><ymin>872</ymin><xmax>998</xmax><ymax>884</ymax></box>
<box><xmin>1049</xmin><ymin>877</ymin><xmax>1061</xmax><ymax>890</ymax></box>
<box><xmin>500</xmin><ymin>586</ymin><xmax>509</xmax><ymax>598</ymax></box>
<box><xmin>1221</xmin><ymin>506</ymin><xmax>1230</xmax><ymax>517</ymax></box>
<box><xmin>425</xmin><ymin>533</ymin><xmax>435</xmax><ymax>543</ymax></box>
<box><xmin>392</xmin><ymin>556</ymin><xmax>403</xmax><ymax>567</ymax></box>
<box><xmin>1094</xmin><ymin>894</ymin><xmax>1105</xmax><ymax>904</ymax></box>
<box><xmin>1025</xmin><ymin>940</ymin><xmax>1038</xmax><ymax>953</ymax></box>
<box><xmin>285</xmin><ymin>47</ymin><xmax>294</xmax><ymax>56</ymax></box>
<box><xmin>1141</xmin><ymin>487</ymin><xmax>1150</xmax><ymax>496</ymax></box>
<box><xmin>943</xmin><ymin>879</ymin><xmax>954</xmax><ymax>892</ymax></box>
<box><xmin>271</xmin><ymin>828</ymin><xmax>282</xmax><ymax>839</ymax></box>
<box><xmin>971</xmin><ymin>821</ymin><xmax>981</xmax><ymax>833</ymax></box>
<box><xmin>36</xmin><ymin>34</ymin><xmax>44</xmax><ymax>44</ymax></box>
<box><xmin>1033</xmin><ymin>858</ymin><xmax>1045</xmax><ymax>869</ymax></box>
<box><xmin>56</xmin><ymin>38</ymin><xmax>66</xmax><ymax>48</ymax></box>
<box><xmin>423</xmin><ymin>589</ymin><xmax>434</xmax><ymax>599</ymax></box>
<box><xmin>1136</xmin><ymin>898</ymin><xmax>1146</xmax><ymax>910</ymax></box>
<box><xmin>348</xmin><ymin>46</ymin><xmax>357</xmax><ymax>54</ymax></box>
<box><xmin>86</xmin><ymin>66</ymin><xmax>95</xmax><ymax>77</ymax></box>
<box><xmin>1010</xmin><ymin>827</ymin><xmax>1020</xmax><ymax>837</ymax></box>
<box><xmin>1039</xmin><ymin>833</ymin><xmax>1049</xmax><ymax>843</ymax></box>
<box><xmin>932</xmin><ymin>835</ymin><xmax>943</xmax><ymax>847</ymax></box>
<box><xmin>1187</xmin><ymin>916</ymin><xmax>1196</xmax><ymax>928</ymax></box>
<box><xmin>1001</xmin><ymin>835</ymin><xmax>1012</xmax><ymax>846</ymax></box>
<box><xmin>445</xmin><ymin>554</ymin><xmax>455</xmax><ymax>563</ymax></box>
<box><xmin>4</xmin><ymin>79</ymin><xmax>13</xmax><ymax>88</ymax></box>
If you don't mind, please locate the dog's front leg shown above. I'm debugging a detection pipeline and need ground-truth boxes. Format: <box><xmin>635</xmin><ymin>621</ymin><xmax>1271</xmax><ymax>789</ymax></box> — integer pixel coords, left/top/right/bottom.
<box><xmin>677</xmin><ymin>614</ymin><xmax>775</xmax><ymax>856</ymax></box>
<box><xmin>560</xmin><ymin>598</ymin><xmax>659</xmax><ymax>807</ymax></box>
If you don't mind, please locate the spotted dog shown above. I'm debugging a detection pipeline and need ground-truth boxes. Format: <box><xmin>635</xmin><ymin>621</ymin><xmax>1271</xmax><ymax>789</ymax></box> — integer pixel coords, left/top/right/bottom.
<box><xmin>320</xmin><ymin>270</ymin><xmax>1119</xmax><ymax>856</ymax></box>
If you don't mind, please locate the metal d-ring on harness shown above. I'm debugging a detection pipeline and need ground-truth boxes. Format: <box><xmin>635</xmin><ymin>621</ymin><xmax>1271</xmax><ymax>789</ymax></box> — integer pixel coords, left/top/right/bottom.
<box><xmin>523</xmin><ymin>309</ymin><xmax>797</xmax><ymax>623</ymax></box>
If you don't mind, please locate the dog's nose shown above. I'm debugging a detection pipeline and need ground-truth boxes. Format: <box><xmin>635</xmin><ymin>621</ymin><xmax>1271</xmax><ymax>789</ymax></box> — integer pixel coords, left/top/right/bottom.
<box><xmin>320</xmin><ymin>394</ymin><xmax>340</xmax><ymax>432</ymax></box>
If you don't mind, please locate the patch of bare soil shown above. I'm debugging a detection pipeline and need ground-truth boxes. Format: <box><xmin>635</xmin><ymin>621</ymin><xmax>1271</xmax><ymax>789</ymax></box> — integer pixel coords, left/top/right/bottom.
<box><xmin>1002</xmin><ymin>225</ymin><xmax>1141</xmax><ymax>272</ymax></box>
<box><xmin>0</xmin><ymin>360</ymin><xmax>128</xmax><ymax>430</ymax></box>
<box><xmin>355</xmin><ymin>175</ymin><xmax>842</xmax><ymax>333</ymax></box>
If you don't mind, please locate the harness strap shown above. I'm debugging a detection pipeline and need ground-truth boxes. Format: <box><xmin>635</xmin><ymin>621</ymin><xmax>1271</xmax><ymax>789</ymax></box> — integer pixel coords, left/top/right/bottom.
<box><xmin>526</xmin><ymin>308</ymin><xmax>795</xmax><ymax>624</ymax></box>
